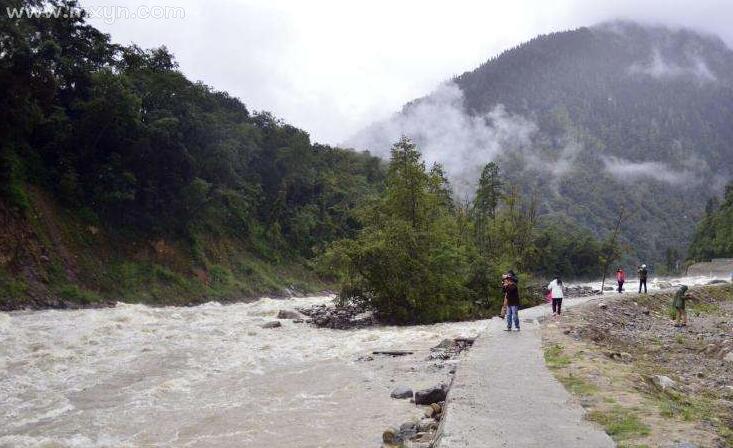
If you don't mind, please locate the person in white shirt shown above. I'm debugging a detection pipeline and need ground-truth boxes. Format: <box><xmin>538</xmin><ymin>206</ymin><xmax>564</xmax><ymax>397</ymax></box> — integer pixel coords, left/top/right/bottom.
<box><xmin>547</xmin><ymin>276</ymin><xmax>564</xmax><ymax>316</ymax></box>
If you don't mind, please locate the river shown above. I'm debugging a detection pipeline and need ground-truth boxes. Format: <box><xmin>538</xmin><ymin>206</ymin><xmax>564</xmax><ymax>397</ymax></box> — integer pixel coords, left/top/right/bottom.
<box><xmin>0</xmin><ymin>296</ymin><xmax>485</xmax><ymax>447</ymax></box>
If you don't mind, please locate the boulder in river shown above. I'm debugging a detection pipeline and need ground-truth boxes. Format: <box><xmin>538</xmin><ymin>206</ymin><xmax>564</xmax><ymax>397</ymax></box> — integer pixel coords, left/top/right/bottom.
<box><xmin>261</xmin><ymin>321</ymin><xmax>282</xmax><ymax>329</ymax></box>
<box><xmin>382</xmin><ymin>427</ymin><xmax>398</xmax><ymax>444</ymax></box>
<box><xmin>277</xmin><ymin>309</ymin><xmax>302</xmax><ymax>319</ymax></box>
<box><xmin>417</xmin><ymin>418</ymin><xmax>437</xmax><ymax>432</ymax></box>
<box><xmin>414</xmin><ymin>384</ymin><xmax>448</xmax><ymax>405</ymax></box>
<box><xmin>390</xmin><ymin>385</ymin><xmax>413</xmax><ymax>399</ymax></box>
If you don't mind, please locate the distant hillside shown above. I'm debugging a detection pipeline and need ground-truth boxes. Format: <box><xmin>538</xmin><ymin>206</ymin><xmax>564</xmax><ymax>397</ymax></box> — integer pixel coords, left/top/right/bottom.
<box><xmin>349</xmin><ymin>21</ymin><xmax>733</xmax><ymax>266</ymax></box>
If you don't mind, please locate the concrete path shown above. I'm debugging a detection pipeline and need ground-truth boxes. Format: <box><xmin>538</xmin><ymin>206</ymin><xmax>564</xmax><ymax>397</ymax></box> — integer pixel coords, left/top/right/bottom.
<box><xmin>436</xmin><ymin>297</ymin><xmax>615</xmax><ymax>448</ymax></box>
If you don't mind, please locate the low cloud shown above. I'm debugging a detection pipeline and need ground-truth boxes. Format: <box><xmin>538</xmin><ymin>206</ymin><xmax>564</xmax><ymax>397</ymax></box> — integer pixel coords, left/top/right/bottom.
<box><xmin>346</xmin><ymin>82</ymin><xmax>537</xmax><ymax>197</ymax></box>
<box><xmin>628</xmin><ymin>48</ymin><xmax>716</xmax><ymax>83</ymax></box>
<box><xmin>601</xmin><ymin>156</ymin><xmax>698</xmax><ymax>185</ymax></box>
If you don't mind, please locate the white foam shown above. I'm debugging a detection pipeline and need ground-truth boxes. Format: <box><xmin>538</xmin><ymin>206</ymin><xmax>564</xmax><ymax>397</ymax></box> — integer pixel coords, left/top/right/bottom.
<box><xmin>0</xmin><ymin>294</ymin><xmax>486</xmax><ymax>446</ymax></box>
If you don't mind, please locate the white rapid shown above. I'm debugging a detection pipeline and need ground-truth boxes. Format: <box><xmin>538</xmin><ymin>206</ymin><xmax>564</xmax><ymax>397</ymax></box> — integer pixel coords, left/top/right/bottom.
<box><xmin>568</xmin><ymin>273</ymin><xmax>729</xmax><ymax>292</ymax></box>
<box><xmin>0</xmin><ymin>296</ymin><xmax>486</xmax><ymax>448</ymax></box>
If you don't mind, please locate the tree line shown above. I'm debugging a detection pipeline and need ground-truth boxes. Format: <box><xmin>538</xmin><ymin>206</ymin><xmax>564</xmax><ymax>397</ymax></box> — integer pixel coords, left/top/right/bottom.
<box><xmin>321</xmin><ymin>138</ymin><xmax>612</xmax><ymax>324</ymax></box>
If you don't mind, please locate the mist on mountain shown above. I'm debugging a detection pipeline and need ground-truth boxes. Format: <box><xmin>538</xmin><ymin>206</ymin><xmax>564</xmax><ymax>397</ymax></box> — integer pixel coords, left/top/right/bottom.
<box><xmin>347</xmin><ymin>21</ymin><xmax>733</xmax><ymax>263</ymax></box>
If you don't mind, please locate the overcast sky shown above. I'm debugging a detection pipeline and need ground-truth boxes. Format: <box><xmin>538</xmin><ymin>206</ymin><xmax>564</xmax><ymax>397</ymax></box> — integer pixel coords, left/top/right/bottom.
<box><xmin>81</xmin><ymin>0</ymin><xmax>733</xmax><ymax>146</ymax></box>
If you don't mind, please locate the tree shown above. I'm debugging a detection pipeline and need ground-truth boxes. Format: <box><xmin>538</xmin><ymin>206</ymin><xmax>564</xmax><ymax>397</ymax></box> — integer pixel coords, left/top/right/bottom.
<box><xmin>600</xmin><ymin>207</ymin><xmax>626</xmax><ymax>293</ymax></box>
<box><xmin>688</xmin><ymin>182</ymin><xmax>733</xmax><ymax>261</ymax></box>
<box><xmin>324</xmin><ymin>137</ymin><xmax>473</xmax><ymax>324</ymax></box>
<box><xmin>472</xmin><ymin>162</ymin><xmax>503</xmax><ymax>255</ymax></box>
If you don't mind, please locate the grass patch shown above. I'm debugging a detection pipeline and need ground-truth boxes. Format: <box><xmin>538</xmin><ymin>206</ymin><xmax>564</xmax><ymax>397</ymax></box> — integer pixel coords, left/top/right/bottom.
<box><xmin>58</xmin><ymin>284</ymin><xmax>100</xmax><ymax>305</ymax></box>
<box><xmin>544</xmin><ymin>343</ymin><xmax>571</xmax><ymax>368</ymax></box>
<box><xmin>0</xmin><ymin>275</ymin><xmax>28</xmax><ymax>298</ymax></box>
<box><xmin>689</xmin><ymin>302</ymin><xmax>721</xmax><ymax>315</ymax></box>
<box><xmin>587</xmin><ymin>405</ymin><xmax>651</xmax><ymax>441</ymax></box>
<box><xmin>559</xmin><ymin>374</ymin><xmax>599</xmax><ymax>396</ymax></box>
<box><xmin>655</xmin><ymin>389</ymin><xmax>719</xmax><ymax>422</ymax></box>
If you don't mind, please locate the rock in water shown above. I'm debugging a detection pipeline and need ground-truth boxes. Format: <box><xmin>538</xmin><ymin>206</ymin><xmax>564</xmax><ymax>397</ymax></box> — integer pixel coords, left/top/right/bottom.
<box><xmin>398</xmin><ymin>422</ymin><xmax>417</xmax><ymax>440</ymax></box>
<box><xmin>277</xmin><ymin>309</ymin><xmax>301</xmax><ymax>319</ymax></box>
<box><xmin>261</xmin><ymin>321</ymin><xmax>282</xmax><ymax>329</ymax></box>
<box><xmin>414</xmin><ymin>384</ymin><xmax>448</xmax><ymax>405</ymax></box>
<box><xmin>390</xmin><ymin>385</ymin><xmax>413</xmax><ymax>399</ymax></box>
<box><xmin>417</xmin><ymin>418</ymin><xmax>437</xmax><ymax>432</ymax></box>
<box><xmin>706</xmin><ymin>279</ymin><xmax>727</xmax><ymax>285</ymax></box>
<box><xmin>382</xmin><ymin>427</ymin><xmax>398</xmax><ymax>444</ymax></box>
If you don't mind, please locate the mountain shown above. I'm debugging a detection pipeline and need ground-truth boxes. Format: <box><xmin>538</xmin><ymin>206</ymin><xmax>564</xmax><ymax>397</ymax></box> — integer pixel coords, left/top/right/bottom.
<box><xmin>349</xmin><ymin>21</ymin><xmax>733</xmax><ymax>266</ymax></box>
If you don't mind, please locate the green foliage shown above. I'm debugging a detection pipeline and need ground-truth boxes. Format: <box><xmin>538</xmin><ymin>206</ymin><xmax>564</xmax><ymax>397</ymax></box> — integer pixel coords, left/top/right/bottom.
<box><xmin>530</xmin><ymin>218</ymin><xmax>603</xmax><ymax>278</ymax></box>
<box><xmin>57</xmin><ymin>285</ymin><xmax>100</xmax><ymax>305</ymax></box>
<box><xmin>325</xmin><ymin>141</ymin><xmax>570</xmax><ymax>324</ymax></box>
<box><xmin>0</xmin><ymin>0</ymin><xmax>386</xmax><ymax>307</ymax></box>
<box><xmin>324</xmin><ymin>137</ymin><xmax>474</xmax><ymax>324</ymax></box>
<box><xmin>0</xmin><ymin>149</ymin><xmax>30</xmax><ymax>210</ymax></box>
<box><xmin>688</xmin><ymin>182</ymin><xmax>733</xmax><ymax>261</ymax></box>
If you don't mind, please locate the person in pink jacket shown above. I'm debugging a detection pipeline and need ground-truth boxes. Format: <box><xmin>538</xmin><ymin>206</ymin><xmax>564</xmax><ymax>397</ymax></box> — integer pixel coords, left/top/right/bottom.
<box><xmin>616</xmin><ymin>268</ymin><xmax>626</xmax><ymax>293</ymax></box>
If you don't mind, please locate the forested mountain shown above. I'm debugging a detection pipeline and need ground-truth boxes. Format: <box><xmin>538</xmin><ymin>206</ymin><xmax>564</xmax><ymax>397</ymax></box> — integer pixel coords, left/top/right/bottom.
<box><xmin>350</xmin><ymin>21</ymin><xmax>733</xmax><ymax>267</ymax></box>
<box><xmin>688</xmin><ymin>182</ymin><xmax>733</xmax><ymax>261</ymax></box>
<box><xmin>0</xmin><ymin>0</ymin><xmax>383</xmax><ymax>308</ymax></box>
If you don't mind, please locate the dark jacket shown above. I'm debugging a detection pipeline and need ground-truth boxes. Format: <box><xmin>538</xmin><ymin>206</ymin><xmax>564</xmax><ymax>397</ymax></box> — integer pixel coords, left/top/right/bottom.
<box><xmin>505</xmin><ymin>283</ymin><xmax>520</xmax><ymax>307</ymax></box>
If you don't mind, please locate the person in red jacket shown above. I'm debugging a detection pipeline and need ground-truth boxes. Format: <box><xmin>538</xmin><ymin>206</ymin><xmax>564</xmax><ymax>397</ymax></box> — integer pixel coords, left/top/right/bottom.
<box><xmin>616</xmin><ymin>268</ymin><xmax>626</xmax><ymax>293</ymax></box>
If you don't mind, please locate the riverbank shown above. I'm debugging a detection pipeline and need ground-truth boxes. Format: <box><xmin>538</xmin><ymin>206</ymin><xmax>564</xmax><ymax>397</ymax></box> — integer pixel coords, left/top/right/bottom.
<box><xmin>0</xmin><ymin>189</ymin><xmax>335</xmax><ymax>312</ymax></box>
<box><xmin>542</xmin><ymin>284</ymin><xmax>733</xmax><ymax>447</ymax></box>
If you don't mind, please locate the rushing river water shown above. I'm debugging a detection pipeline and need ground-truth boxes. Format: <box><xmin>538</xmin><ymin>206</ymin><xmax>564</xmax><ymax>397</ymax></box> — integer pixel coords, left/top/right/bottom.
<box><xmin>0</xmin><ymin>296</ymin><xmax>486</xmax><ymax>447</ymax></box>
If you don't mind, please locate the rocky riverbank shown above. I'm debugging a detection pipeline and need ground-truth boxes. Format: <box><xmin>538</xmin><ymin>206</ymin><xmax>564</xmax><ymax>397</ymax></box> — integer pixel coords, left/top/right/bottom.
<box><xmin>542</xmin><ymin>284</ymin><xmax>733</xmax><ymax>447</ymax></box>
<box><xmin>377</xmin><ymin>337</ymin><xmax>476</xmax><ymax>447</ymax></box>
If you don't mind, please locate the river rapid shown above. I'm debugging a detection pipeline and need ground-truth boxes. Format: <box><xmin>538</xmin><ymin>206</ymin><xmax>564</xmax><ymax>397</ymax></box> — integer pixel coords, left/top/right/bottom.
<box><xmin>0</xmin><ymin>296</ymin><xmax>486</xmax><ymax>447</ymax></box>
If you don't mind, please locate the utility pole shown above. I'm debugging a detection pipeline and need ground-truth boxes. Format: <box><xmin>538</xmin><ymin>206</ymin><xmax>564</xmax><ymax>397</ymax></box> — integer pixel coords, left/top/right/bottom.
<box><xmin>600</xmin><ymin>206</ymin><xmax>626</xmax><ymax>294</ymax></box>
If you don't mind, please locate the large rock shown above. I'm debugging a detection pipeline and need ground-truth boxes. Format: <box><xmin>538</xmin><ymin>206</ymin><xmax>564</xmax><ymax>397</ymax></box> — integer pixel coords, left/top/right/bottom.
<box><xmin>261</xmin><ymin>321</ymin><xmax>282</xmax><ymax>329</ymax></box>
<box><xmin>398</xmin><ymin>422</ymin><xmax>417</xmax><ymax>440</ymax></box>
<box><xmin>277</xmin><ymin>309</ymin><xmax>302</xmax><ymax>319</ymax></box>
<box><xmin>417</xmin><ymin>418</ymin><xmax>438</xmax><ymax>432</ymax></box>
<box><xmin>390</xmin><ymin>385</ymin><xmax>413</xmax><ymax>399</ymax></box>
<box><xmin>382</xmin><ymin>427</ymin><xmax>398</xmax><ymax>444</ymax></box>
<box><xmin>706</xmin><ymin>279</ymin><xmax>728</xmax><ymax>285</ymax></box>
<box><xmin>414</xmin><ymin>384</ymin><xmax>448</xmax><ymax>405</ymax></box>
<box><xmin>651</xmin><ymin>375</ymin><xmax>676</xmax><ymax>391</ymax></box>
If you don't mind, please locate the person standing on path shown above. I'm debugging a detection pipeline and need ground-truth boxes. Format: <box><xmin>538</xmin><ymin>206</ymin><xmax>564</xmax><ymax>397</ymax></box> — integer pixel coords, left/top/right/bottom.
<box><xmin>616</xmin><ymin>268</ymin><xmax>626</xmax><ymax>293</ymax></box>
<box><xmin>638</xmin><ymin>264</ymin><xmax>648</xmax><ymax>294</ymax></box>
<box><xmin>547</xmin><ymin>275</ymin><xmax>564</xmax><ymax>317</ymax></box>
<box><xmin>503</xmin><ymin>276</ymin><xmax>520</xmax><ymax>331</ymax></box>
